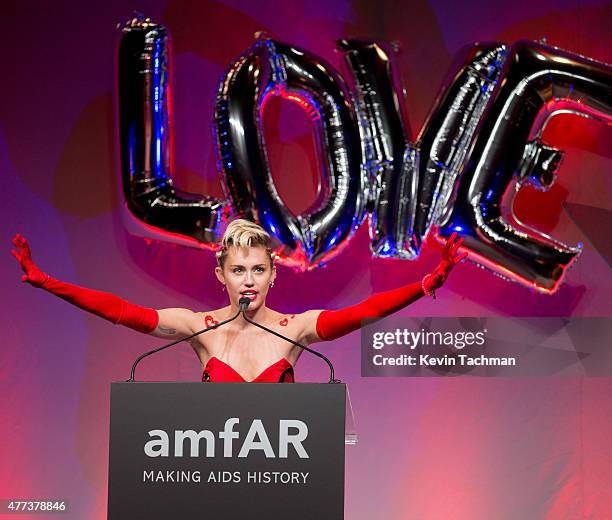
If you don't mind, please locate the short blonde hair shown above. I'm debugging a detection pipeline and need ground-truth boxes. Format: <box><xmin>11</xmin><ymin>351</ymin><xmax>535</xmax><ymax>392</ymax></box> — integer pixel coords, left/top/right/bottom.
<box><xmin>216</xmin><ymin>219</ymin><xmax>274</xmax><ymax>269</ymax></box>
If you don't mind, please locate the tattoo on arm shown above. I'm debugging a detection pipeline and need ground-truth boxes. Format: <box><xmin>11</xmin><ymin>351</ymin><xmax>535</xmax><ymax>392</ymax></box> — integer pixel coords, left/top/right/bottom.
<box><xmin>158</xmin><ymin>326</ymin><xmax>177</xmax><ymax>335</ymax></box>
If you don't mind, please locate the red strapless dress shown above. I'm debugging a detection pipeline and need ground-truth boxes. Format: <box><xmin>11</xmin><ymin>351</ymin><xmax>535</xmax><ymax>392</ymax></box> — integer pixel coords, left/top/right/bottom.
<box><xmin>202</xmin><ymin>357</ymin><xmax>295</xmax><ymax>383</ymax></box>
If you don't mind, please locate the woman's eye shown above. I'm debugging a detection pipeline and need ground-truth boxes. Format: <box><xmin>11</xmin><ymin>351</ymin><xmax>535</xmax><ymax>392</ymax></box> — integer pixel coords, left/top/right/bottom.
<box><xmin>233</xmin><ymin>268</ymin><xmax>242</xmax><ymax>274</ymax></box>
<box><xmin>256</xmin><ymin>267</ymin><xmax>265</xmax><ymax>273</ymax></box>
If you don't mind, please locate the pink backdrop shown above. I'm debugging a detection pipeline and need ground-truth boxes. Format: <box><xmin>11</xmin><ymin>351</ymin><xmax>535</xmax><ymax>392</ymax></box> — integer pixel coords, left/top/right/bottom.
<box><xmin>1</xmin><ymin>0</ymin><xmax>611</xmax><ymax>518</ymax></box>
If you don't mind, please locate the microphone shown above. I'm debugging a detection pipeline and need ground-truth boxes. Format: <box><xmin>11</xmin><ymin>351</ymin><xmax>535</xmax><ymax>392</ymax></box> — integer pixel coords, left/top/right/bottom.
<box><xmin>239</xmin><ymin>305</ymin><xmax>340</xmax><ymax>384</ymax></box>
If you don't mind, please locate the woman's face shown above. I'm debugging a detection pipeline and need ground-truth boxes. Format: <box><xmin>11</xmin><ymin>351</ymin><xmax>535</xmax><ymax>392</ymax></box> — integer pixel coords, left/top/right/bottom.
<box><xmin>215</xmin><ymin>246</ymin><xmax>276</xmax><ymax>311</ymax></box>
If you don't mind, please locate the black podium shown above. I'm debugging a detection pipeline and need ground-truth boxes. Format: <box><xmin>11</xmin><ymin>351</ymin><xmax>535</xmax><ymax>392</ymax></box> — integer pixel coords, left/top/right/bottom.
<box><xmin>108</xmin><ymin>382</ymin><xmax>346</xmax><ymax>519</ymax></box>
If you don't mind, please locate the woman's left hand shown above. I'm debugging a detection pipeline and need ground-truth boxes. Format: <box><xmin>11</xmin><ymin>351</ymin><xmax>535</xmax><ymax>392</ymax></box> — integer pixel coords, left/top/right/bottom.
<box><xmin>422</xmin><ymin>231</ymin><xmax>468</xmax><ymax>294</ymax></box>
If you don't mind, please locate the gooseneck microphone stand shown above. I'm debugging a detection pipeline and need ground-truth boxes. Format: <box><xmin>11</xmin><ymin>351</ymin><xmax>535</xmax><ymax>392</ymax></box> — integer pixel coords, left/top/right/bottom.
<box><xmin>127</xmin><ymin>301</ymin><xmax>249</xmax><ymax>382</ymax></box>
<box><xmin>127</xmin><ymin>298</ymin><xmax>340</xmax><ymax>383</ymax></box>
<box><xmin>239</xmin><ymin>298</ymin><xmax>341</xmax><ymax>384</ymax></box>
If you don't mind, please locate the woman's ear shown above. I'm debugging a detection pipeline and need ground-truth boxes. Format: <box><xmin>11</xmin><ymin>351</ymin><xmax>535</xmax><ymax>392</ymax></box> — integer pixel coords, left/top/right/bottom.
<box><xmin>214</xmin><ymin>266</ymin><xmax>225</xmax><ymax>285</ymax></box>
<box><xmin>270</xmin><ymin>266</ymin><xmax>277</xmax><ymax>285</ymax></box>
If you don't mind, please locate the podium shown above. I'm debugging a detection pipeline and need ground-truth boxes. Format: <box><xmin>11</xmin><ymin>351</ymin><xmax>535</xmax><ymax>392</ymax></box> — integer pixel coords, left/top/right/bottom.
<box><xmin>108</xmin><ymin>382</ymin><xmax>346</xmax><ymax>519</ymax></box>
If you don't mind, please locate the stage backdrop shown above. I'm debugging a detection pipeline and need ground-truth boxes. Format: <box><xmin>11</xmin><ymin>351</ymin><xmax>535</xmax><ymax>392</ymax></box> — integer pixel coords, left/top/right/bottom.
<box><xmin>1</xmin><ymin>0</ymin><xmax>611</xmax><ymax>518</ymax></box>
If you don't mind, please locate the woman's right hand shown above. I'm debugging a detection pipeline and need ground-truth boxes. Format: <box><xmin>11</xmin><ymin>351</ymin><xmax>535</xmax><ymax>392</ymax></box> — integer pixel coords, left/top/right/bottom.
<box><xmin>11</xmin><ymin>234</ymin><xmax>48</xmax><ymax>287</ymax></box>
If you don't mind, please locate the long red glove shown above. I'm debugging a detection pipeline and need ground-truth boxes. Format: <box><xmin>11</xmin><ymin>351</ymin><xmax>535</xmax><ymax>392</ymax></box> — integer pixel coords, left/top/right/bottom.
<box><xmin>12</xmin><ymin>234</ymin><xmax>159</xmax><ymax>333</ymax></box>
<box><xmin>421</xmin><ymin>231</ymin><xmax>467</xmax><ymax>296</ymax></box>
<box><xmin>316</xmin><ymin>232</ymin><xmax>467</xmax><ymax>341</ymax></box>
<box><xmin>316</xmin><ymin>281</ymin><xmax>424</xmax><ymax>341</ymax></box>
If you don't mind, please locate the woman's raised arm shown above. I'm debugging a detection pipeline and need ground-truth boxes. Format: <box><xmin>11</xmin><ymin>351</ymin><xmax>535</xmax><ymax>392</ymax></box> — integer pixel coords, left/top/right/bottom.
<box><xmin>153</xmin><ymin>308</ymin><xmax>202</xmax><ymax>339</ymax></box>
<box><xmin>11</xmin><ymin>234</ymin><xmax>199</xmax><ymax>339</ymax></box>
<box><xmin>299</xmin><ymin>232</ymin><xmax>467</xmax><ymax>344</ymax></box>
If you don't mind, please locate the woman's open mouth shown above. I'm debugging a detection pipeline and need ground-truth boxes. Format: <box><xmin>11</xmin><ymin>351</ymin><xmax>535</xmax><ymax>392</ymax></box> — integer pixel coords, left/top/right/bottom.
<box><xmin>241</xmin><ymin>290</ymin><xmax>258</xmax><ymax>301</ymax></box>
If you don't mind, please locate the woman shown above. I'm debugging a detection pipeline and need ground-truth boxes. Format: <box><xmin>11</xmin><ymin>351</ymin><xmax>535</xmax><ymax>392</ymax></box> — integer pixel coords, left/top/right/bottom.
<box><xmin>11</xmin><ymin>220</ymin><xmax>467</xmax><ymax>382</ymax></box>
